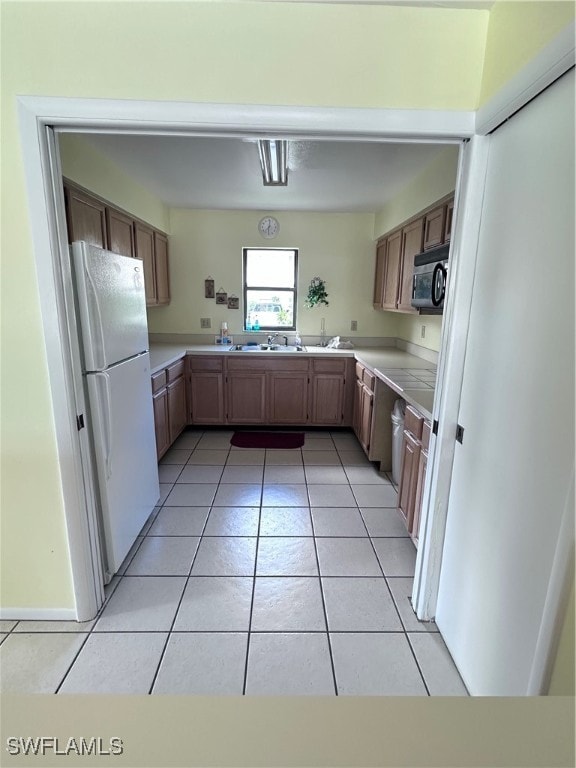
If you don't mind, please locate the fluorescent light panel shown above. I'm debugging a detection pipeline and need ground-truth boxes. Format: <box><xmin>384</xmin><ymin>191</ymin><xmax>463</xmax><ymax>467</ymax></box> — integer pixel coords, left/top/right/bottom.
<box><xmin>258</xmin><ymin>139</ymin><xmax>288</xmax><ymax>186</ymax></box>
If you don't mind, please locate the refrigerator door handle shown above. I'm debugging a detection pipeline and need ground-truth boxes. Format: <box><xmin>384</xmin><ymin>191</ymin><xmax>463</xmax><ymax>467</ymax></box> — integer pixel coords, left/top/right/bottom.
<box><xmin>95</xmin><ymin>372</ymin><xmax>113</xmax><ymax>480</ymax></box>
<box><xmin>83</xmin><ymin>256</ymin><xmax>107</xmax><ymax>370</ymax></box>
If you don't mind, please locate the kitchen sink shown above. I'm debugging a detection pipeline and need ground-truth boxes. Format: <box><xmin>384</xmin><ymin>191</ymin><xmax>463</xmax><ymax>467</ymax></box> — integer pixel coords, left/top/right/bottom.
<box><xmin>228</xmin><ymin>344</ymin><xmax>306</xmax><ymax>352</ymax></box>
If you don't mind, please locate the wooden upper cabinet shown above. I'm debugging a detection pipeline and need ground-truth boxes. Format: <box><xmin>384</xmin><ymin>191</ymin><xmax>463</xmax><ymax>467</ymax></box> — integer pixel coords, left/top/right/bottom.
<box><xmin>423</xmin><ymin>205</ymin><xmax>446</xmax><ymax>250</ymax></box>
<box><xmin>373</xmin><ymin>239</ymin><xmax>387</xmax><ymax>309</ymax></box>
<box><xmin>382</xmin><ymin>230</ymin><xmax>402</xmax><ymax>310</ymax></box>
<box><xmin>134</xmin><ymin>222</ymin><xmax>157</xmax><ymax>306</ymax></box>
<box><xmin>444</xmin><ymin>199</ymin><xmax>454</xmax><ymax>242</ymax></box>
<box><xmin>106</xmin><ymin>207</ymin><xmax>135</xmax><ymax>258</ymax></box>
<box><xmin>154</xmin><ymin>232</ymin><xmax>170</xmax><ymax>306</ymax></box>
<box><xmin>65</xmin><ymin>187</ymin><xmax>107</xmax><ymax>248</ymax></box>
<box><xmin>397</xmin><ymin>218</ymin><xmax>423</xmax><ymax>313</ymax></box>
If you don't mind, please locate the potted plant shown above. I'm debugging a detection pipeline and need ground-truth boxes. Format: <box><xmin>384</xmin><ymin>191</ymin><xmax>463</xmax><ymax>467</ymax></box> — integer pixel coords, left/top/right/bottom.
<box><xmin>304</xmin><ymin>277</ymin><xmax>329</xmax><ymax>308</ymax></box>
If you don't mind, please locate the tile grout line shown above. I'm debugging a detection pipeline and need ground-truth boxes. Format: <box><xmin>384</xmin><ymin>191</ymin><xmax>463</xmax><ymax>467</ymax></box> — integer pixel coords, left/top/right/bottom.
<box><xmin>146</xmin><ymin>443</ymin><xmax>218</xmax><ymax>695</ymax></box>
<box><xmin>241</xmin><ymin>442</ymin><xmax>265</xmax><ymax>697</ymax></box>
<box><xmin>306</xmin><ymin>444</ymin><xmax>340</xmax><ymax>697</ymax></box>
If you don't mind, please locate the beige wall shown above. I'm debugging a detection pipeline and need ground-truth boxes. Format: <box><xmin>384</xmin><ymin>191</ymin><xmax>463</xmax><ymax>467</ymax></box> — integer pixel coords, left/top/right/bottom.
<box><xmin>59</xmin><ymin>135</ymin><xmax>170</xmax><ymax>233</ymax></box>
<box><xmin>149</xmin><ymin>210</ymin><xmax>397</xmax><ymax>340</ymax></box>
<box><xmin>480</xmin><ymin>1</ymin><xmax>576</xmax><ymax>105</ymax></box>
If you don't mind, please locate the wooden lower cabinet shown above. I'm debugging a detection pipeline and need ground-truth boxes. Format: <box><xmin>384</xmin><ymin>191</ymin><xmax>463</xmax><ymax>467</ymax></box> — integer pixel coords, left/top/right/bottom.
<box><xmin>167</xmin><ymin>375</ymin><xmax>187</xmax><ymax>441</ymax></box>
<box><xmin>397</xmin><ymin>406</ymin><xmax>430</xmax><ymax>546</ymax></box>
<box><xmin>268</xmin><ymin>372</ymin><xmax>308</xmax><ymax>424</ymax></box>
<box><xmin>310</xmin><ymin>358</ymin><xmax>350</xmax><ymax>426</ymax></box>
<box><xmin>412</xmin><ymin>446</ymin><xmax>428</xmax><ymax>547</ymax></box>
<box><xmin>151</xmin><ymin>358</ymin><xmax>188</xmax><ymax>459</ymax></box>
<box><xmin>187</xmin><ymin>355</ymin><xmax>351</xmax><ymax>427</ymax></box>
<box><xmin>152</xmin><ymin>388</ymin><xmax>170</xmax><ymax>459</ymax></box>
<box><xmin>354</xmin><ymin>379</ymin><xmax>373</xmax><ymax>453</ymax></box>
<box><xmin>227</xmin><ymin>372</ymin><xmax>267</xmax><ymax>424</ymax></box>
<box><xmin>397</xmin><ymin>430</ymin><xmax>421</xmax><ymax>528</ymax></box>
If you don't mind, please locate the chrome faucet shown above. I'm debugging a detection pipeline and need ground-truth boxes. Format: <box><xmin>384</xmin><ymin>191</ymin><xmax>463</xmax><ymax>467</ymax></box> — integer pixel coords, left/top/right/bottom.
<box><xmin>267</xmin><ymin>333</ymin><xmax>279</xmax><ymax>345</ymax></box>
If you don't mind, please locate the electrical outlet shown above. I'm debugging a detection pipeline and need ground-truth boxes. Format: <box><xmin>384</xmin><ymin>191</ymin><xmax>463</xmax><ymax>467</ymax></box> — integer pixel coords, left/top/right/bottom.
<box><xmin>200</xmin><ymin>318</ymin><xmax>211</xmax><ymax>329</ymax></box>
<box><xmin>350</xmin><ymin>320</ymin><xmax>358</xmax><ymax>331</ymax></box>
<box><xmin>421</xmin><ymin>324</ymin><xmax>426</xmax><ymax>339</ymax></box>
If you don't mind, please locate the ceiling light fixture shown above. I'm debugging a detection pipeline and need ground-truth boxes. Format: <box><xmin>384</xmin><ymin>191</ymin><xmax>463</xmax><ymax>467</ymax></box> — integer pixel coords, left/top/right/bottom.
<box><xmin>258</xmin><ymin>139</ymin><xmax>288</xmax><ymax>186</ymax></box>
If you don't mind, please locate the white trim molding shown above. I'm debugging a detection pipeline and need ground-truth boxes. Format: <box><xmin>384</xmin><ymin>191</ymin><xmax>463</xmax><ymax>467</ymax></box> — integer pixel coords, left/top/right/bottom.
<box><xmin>0</xmin><ymin>607</ymin><xmax>78</xmax><ymax>622</ymax></box>
<box><xmin>476</xmin><ymin>21</ymin><xmax>575</xmax><ymax>135</ymax></box>
<box><xmin>19</xmin><ymin>96</ymin><xmax>475</xmax><ymax>140</ymax></box>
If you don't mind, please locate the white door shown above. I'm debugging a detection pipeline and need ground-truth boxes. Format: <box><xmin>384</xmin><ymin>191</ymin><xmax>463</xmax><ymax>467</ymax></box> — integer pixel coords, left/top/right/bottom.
<box><xmin>435</xmin><ymin>70</ymin><xmax>575</xmax><ymax>695</ymax></box>
<box><xmin>86</xmin><ymin>353</ymin><xmax>160</xmax><ymax>577</ymax></box>
<box><xmin>72</xmin><ymin>241</ymin><xmax>148</xmax><ymax>370</ymax></box>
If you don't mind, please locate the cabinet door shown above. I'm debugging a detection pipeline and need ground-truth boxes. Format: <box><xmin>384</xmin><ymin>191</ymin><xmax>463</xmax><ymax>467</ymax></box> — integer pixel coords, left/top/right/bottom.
<box><xmin>411</xmin><ymin>448</ymin><xmax>428</xmax><ymax>547</ymax></box>
<box><xmin>106</xmin><ymin>208</ymin><xmax>135</xmax><ymax>258</ymax></box>
<box><xmin>152</xmin><ymin>388</ymin><xmax>170</xmax><ymax>459</ymax></box>
<box><xmin>154</xmin><ymin>232</ymin><xmax>170</xmax><ymax>305</ymax></box>
<box><xmin>444</xmin><ymin>199</ymin><xmax>454</xmax><ymax>243</ymax></box>
<box><xmin>227</xmin><ymin>373</ymin><xmax>267</xmax><ymax>424</ymax></box>
<box><xmin>373</xmin><ymin>239</ymin><xmax>387</xmax><ymax>309</ymax></box>
<box><xmin>353</xmin><ymin>378</ymin><xmax>363</xmax><ymax>439</ymax></box>
<box><xmin>190</xmin><ymin>372</ymin><xmax>225</xmax><ymax>424</ymax></box>
<box><xmin>382</xmin><ymin>230</ymin><xmax>402</xmax><ymax>309</ymax></box>
<box><xmin>397</xmin><ymin>430</ymin><xmax>421</xmax><ymax>528</ymax></box>
<box><xmin>359</xmin><ymin>384</ymin><xmax>373</xmax><ymax>452</ymax></box>
<box><xmin>268</xmin><ymin>372</ymin><xmax>308</xmax><ymax>424</ymax></box>
<box><xmin>310</xmin><ymin>374</ymin><xmax>345</xmax><ymax>425</ymax></box>
<box><xmin>423</xmin><ymin>205</ymin><xmax>446</xmax><ymax>250</ymax></box>
<box><xmin>397</xmin><ymin>218</ymin><xmax>423</xmax><ymax>313</ymax></box>
<box><xmin>65</xmin><ymin>187</ymin><xmax>107</xmax><ymax>247</ymax></box>
<box><xmin>168</xmin><ymin>376</ymin><xmax>187</xmax><ymax>442</ymax></box>
<box><xmin>135</xmin><ymin>222</ymin><xmax>157</xmax><ymax>305</ymax></box>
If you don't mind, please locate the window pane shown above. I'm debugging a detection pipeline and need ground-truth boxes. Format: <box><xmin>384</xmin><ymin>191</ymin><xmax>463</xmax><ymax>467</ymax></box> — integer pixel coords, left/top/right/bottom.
<box><xmin>245</xmin><ymin>249</ymin><xmax>295</xmax><ymax>288</ymax></box>
<box><xmin>246</xmin><ymin>290</ymin><xmax>294</xmax><ymax>328</ymax></box>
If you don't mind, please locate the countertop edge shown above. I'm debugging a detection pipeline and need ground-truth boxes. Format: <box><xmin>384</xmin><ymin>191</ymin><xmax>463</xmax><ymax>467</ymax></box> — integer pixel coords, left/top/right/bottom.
<box><xmin>149</xmin><ymin>343</ymin><xmax>437</xmax><ymax>419</ymax></box>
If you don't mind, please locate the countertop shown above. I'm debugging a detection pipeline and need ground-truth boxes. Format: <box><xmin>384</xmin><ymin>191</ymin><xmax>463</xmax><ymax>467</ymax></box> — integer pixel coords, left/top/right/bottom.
<box><xmin>149</xmin><ymin>343</ymin><xmax>436</xmax><ymax>420</ymax></box>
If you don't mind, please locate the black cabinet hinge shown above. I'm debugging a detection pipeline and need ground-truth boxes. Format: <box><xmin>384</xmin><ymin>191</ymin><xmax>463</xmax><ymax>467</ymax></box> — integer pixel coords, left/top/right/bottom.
<box><xmin>76</xmin><ymin>414</ymin><xmax>85</xmax><ymax>431</ymax></box>
<box><xmin>432</xmin><ymin>419</ymin><xmax>439</xmax><ymax>435</ymax></box>
<box><xmin>456</xmin><ymin>424</ymin><xmax>464</xmax><ymax>444</ymax></box>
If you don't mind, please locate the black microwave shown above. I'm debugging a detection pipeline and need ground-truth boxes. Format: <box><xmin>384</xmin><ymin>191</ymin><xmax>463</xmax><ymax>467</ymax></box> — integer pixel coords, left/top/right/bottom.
<box><xmin>411</xmin><ymin>243</ymin><xmax>449</xmax><ymax>314</ymax></box>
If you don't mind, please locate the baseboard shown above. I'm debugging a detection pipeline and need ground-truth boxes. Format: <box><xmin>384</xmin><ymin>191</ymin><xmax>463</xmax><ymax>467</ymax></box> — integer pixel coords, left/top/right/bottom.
<box><xmin>0</xmin><ymin>607</ymin><xmax>77</xmax><ymax>621</ymax></box>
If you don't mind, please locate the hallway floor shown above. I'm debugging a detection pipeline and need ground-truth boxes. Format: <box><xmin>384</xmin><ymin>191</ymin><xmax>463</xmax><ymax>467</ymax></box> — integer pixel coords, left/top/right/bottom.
<box><xmin>1</xmin><ymin>429</ymin><xmax>467</xmax><ymax>695</ymax></box>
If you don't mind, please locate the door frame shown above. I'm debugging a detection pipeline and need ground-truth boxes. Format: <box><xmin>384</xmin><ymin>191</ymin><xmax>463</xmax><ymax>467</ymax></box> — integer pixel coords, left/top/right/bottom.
<box><xmin>18</xmin><ymin>97</ymin><xmax>473</xmax><ymax>620</ymax></box>
<box><xmin>16</xmin><ymin>16</ymin><xmax>573</xmax><ymax>620</ymax></box>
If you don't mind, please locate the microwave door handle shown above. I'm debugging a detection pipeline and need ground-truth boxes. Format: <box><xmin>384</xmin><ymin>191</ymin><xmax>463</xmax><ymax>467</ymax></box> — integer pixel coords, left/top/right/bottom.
<box><xmin>431</xmin><ymin>263</ymin><xmax>447</xmax><ymax>307</ymax></box>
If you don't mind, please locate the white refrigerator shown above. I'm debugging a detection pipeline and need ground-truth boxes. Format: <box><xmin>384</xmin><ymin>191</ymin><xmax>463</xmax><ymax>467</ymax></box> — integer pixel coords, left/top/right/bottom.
<box><xmin>72</xmin><ymin>241</ymin><xmax>160</xmax><ymax>580</ymax></box>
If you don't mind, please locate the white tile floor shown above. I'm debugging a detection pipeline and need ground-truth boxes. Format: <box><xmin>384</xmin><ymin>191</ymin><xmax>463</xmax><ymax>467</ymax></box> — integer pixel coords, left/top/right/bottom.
<box><xmin>0</xmin><ymin>428</ymin><xmax>468</xmax><ymax>696</ymax></box>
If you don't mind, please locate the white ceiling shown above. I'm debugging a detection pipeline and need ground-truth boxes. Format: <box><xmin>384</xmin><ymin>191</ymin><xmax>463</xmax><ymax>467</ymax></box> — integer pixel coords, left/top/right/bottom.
<box><xmin>82</xmin><ymin>134</ymin><xmax>452</xmax><ymax>213</ymax></box>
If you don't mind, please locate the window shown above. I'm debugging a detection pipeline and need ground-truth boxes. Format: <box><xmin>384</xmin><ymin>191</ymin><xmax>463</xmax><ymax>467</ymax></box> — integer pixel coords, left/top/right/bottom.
<box><xmin>243</xmin><ymin>248</ymin><xmax>298</xmax><ymax>331</ymax></box>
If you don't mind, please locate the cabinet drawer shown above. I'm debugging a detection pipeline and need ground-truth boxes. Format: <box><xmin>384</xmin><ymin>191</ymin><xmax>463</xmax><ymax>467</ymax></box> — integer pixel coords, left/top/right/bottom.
<box><xmin>188</xmin><ymin>356</ymin><xmax>223</xmax><ymax>372</ymax></box>
<box><xmin>151</xmin><ymin>370</ymin><xmax>167</xmax><ymax>394</ymax></box>
<box><xmin>312</xmin><ymin>358</ymin><xmax>346</xmax><ymax>374</ymax></box>
<box><xmin>404</xmin><ymin>405</ymin><xmax>424</xmax><ymax>439</ymax></box>
<box><xmin>166</xmin><ymin>358</ymin><xmax>185</xmax><ymax>382</ymax></box>
<box><xmin>362</xmin><ymin>369</ymin><xmax>376</xmax><ymax>391</ymax></box>
<box><xmin>421</xmin><ymin>420</ymin><xmax>432</xmax><ymax>451</ymax></box>
<box><xmin>263</xmin><ymin>358</ymin><xmax>309</xmax><ymax>372</ymax></box>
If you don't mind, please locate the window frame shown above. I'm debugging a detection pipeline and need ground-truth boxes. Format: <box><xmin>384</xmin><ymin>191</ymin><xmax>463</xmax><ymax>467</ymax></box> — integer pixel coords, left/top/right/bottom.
<box><xmin>242</xmin><ymin>247</ymin><xmax>298</xmax><ymax>331</ymax></box>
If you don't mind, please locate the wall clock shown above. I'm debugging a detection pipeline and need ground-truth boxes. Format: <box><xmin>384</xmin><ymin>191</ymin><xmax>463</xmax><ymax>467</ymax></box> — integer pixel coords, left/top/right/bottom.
<box><xmin>258</xmin><ymin>216</ymin><xmax>280</xmax><ymax>239</ymax></box>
